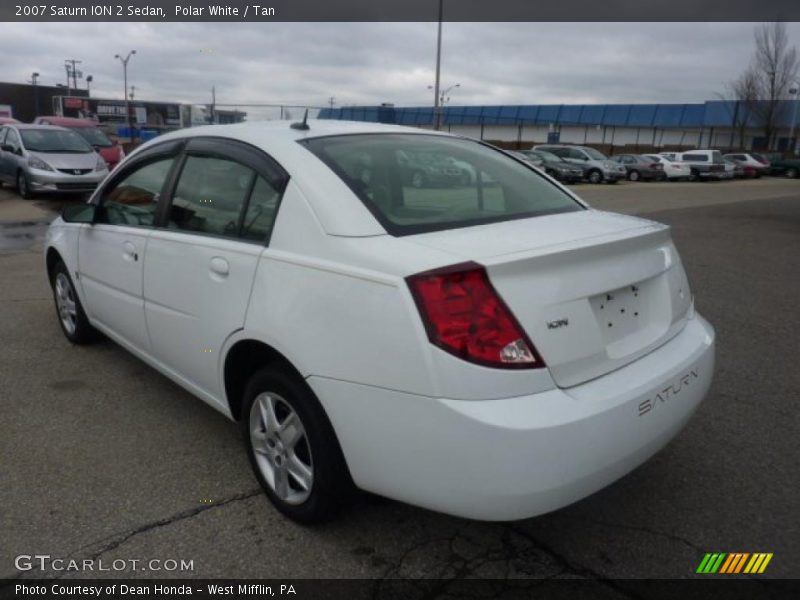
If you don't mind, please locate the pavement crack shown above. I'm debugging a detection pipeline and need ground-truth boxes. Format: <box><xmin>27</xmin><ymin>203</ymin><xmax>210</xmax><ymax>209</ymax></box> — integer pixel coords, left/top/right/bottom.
<box><xmin>28</xmin><ymin>488</ymin><xmax>263</xmax><ymax>580</ymax></box>
<box><xmin>561</xmin><ymin>515</ymin><xmax>704</xmax><ymax>552</ymax></box>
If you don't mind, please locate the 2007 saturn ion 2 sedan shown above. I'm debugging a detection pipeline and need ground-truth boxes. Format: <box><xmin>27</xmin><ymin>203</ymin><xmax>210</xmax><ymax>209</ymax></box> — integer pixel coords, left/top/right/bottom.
<box><xmin>45</xmin><ymin>120</ymin><xmax>715</xmax><ymax>523</ymax></box>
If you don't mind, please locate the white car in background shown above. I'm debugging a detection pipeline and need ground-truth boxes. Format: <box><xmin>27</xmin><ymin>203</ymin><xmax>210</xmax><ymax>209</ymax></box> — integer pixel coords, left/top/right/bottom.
<box><xmin>644</xmin><ymin>154</ymin><xmax>691</xmax><ymax>180</ymax></box>
<box><xmin>44</xmin><ymin>120</ymin><xmax>715</xmax><ymax>523</ymax></box>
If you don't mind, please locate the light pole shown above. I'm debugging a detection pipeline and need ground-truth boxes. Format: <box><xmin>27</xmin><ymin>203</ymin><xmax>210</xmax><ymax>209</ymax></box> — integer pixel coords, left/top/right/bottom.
<box><xmin>86</xmin><ymin>75</ymin><xmax>93</xmax><ymax>97</ymax></box>
<box><xmin>115</xmin><ymin>50</ymin><xmax>136</xmax><ymax>140</ymax></box>
<box><xmin>432</xmin><ymin>0</ymin><xmax>443</xmax><ymax>130</ymax></box>
<box><xmin>788</xmin><ymin>82</ymin><xmax>799</xmax><ymax>156</ymax></box>
<box><xmin>427</xmin><ymin>82</ymin><xmax>459</xmax><ymax>129</ymax></box>
<box><xmin>30</xmin><ymin>72</ymin><xmax>40</xmax><ymax>117</ymax></box>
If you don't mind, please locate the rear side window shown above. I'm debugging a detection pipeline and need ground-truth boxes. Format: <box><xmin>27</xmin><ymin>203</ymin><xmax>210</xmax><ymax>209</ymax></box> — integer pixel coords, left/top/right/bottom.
<box><xmin>683</xmin><ymin>154</ymin><xmax>708</xmax><ymax>162</ymax></box>
<box><xmin>301</xmin><ymin>134</ymin><xmax>582</xmax><ymax>236</ymax></box>
<box><xmin>169</xmin><ymin>156</ymin><xmax>255</xmax><ymax>238</ymax></box>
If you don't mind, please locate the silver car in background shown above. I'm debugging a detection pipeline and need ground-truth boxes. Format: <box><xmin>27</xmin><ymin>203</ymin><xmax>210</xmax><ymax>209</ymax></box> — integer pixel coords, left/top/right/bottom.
<box><xmin>0</xmin><ymin>124</ymin><xmax>108</xmax><ymax>198</ymax></box>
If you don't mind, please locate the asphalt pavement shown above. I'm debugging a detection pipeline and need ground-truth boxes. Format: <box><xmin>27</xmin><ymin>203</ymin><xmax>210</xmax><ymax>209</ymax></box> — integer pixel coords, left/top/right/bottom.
<box><xmin>0</xmin><ymin>180</ymin><xmax>798</xmax><ymax>590</ymax></box>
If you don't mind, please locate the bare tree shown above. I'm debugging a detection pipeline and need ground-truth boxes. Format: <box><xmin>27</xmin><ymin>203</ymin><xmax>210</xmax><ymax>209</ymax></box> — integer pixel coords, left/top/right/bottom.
<box><xmin>718</xmin><ymin>67</ymin><xmax>759</xmax><ymax>150</ymax></box>
<box><xmin>750</xmin><ymin>22</ymin><xmax>799</xmax><ymax>149</ymax></box>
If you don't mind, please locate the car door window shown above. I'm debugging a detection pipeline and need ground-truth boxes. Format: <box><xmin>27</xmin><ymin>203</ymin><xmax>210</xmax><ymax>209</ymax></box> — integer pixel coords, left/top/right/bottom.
<box><xmin>99</xmin><ymin>157</ymin><xmax>175</xmax><ymax>227</ymax></box>
<box><xmin>168</xmin><ymin>155</ymin><xmax>255</xmax><ymax>238</ymax></box>
<box><xmin>240</xmin><ymin>176</ymin><xmax>282</xmax><ymax>242</ymax></box>
<box><xmin>5</xmin><ymin>128</ymin><xmax>21</xmax><ymax>152</ymax></box>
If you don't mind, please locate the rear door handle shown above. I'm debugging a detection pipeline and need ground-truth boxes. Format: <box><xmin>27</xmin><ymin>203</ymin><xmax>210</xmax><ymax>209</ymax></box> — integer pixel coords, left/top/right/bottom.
<box><xmin>122</xmin><ymin>241</ymin><xmax>138</xmax><ymax>262</ymax></box>
<box><xmin>209</xmin><ymin>257</ymin><xmax>229</xmax><ymax>277</ymax></box>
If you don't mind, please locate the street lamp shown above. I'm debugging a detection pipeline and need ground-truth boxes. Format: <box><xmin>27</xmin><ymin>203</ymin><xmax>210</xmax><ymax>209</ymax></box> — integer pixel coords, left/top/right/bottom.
<box><xmin>86</xmin><ymin>75</ymin><xmax>93</xmax><ymax>97</ymax></box>
<box><xmin>115</xmin><ymin>50</ymin><xmax>136</xmax><ymax>140</ymax></box>
<box><xmin>427</xmin><ymin>83</ymin><xmax>460</xmax><ymax>130</ymax></box>
<box><xmin>788</xmin><ymin>82</ymin><xmax>799</xmax><ymax>156</ymax></box>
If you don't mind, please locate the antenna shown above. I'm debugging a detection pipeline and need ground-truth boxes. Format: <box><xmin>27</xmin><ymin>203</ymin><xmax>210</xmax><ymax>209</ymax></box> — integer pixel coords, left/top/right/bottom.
<box><xmin>291</xmin><ymin>109</ymin><xmax>310</xmax><ymax>131</ymax></box>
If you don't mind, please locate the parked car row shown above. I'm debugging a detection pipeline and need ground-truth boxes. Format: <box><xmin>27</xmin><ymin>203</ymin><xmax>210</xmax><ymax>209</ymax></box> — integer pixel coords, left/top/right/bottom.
<box><xmin>0</xmin><ymin>116</ymin><xmax>125</xmax><ymax>199</ymax></box>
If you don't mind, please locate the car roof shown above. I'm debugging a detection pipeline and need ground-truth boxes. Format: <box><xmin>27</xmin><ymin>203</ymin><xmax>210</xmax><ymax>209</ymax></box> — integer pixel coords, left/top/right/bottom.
<box><xmin>129</xmin><ymin>120</ymin><xmax>454</xmax><ymax>237</ymax></box>
<box><xmin>35</xmin><ymin>116</ymin><xmax>98</xmax><ymax>127</ymax></box>
<box><xmin>10</xmin><ymin>123</ymin><xmax>71</xmax><ymax>131</ymax></box>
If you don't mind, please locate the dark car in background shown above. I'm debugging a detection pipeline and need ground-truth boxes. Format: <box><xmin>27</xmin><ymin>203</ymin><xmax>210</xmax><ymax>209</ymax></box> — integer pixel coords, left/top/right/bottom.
<box><xmin>765</xmin><ymin>155</ymin><xmax>800</xmax><ymax>178</ymax></box>
<box><xmin>523</xmin><ymin>149</ymin><xmax>584</xmax><ymax>184</ymax></box>
<box><xmin>611</xmin><ymin>154</ymin><xmax>666</xmax><ymax>182</ymax></box>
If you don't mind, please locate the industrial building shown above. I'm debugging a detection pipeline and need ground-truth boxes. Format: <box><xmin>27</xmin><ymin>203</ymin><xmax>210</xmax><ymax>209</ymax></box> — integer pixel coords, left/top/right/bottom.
<box><xmin>319</xmin><ymin>100</ymin><xmax>800</xmax><ymax>154</ymax></box>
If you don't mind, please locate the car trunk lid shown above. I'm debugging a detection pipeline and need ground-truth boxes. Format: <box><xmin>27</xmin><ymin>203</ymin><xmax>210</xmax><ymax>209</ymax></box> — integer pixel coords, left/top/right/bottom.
<box><xmin>405</xmin><ymin>210</ymin><xmax>693</xmax><ymax>387</ymax></box>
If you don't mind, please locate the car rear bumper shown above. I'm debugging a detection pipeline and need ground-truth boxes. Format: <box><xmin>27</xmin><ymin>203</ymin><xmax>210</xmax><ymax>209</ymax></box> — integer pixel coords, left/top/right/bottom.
<box><xmin>309</xmin><ymin>313</ymin><xmax>715</xmax><ymax>521</ymax></box>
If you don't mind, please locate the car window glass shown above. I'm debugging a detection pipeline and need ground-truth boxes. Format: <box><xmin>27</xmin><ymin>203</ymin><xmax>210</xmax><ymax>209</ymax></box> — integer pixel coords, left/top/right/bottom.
<box><xmin>304</xmin><ymin>134</ymin><xmax>581</xmax><ymax>236</ymax></box>
<box><xmin>0</xmin><ymin>127</ymin><xmax>6</xmax><ymax>144</ymax></box>
<box><xmin>241</xmin><ymin>176</ymin><xmax>282</xmax><ymax>242</ymax></box>
<box><xmin>168</xmin><ymin>155</ymin><xmax>255</xmax><ymax>238</ymax></box>
<box><xmin>99</xmin><ymin>158</ymin><xmax>175</xmax><ymax>227</ymax></box>
<box><xmin>5</xmin><ymin>128</ymin><xmax>20</xmax><ymax>151</ymax></box>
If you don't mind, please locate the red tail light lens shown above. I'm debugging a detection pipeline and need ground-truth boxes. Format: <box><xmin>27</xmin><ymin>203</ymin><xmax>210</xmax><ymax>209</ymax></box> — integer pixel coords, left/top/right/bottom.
<box><xmin>406</xmin><ymin>262</ymin><xmax>544</xmax><ymax>369</ymax></box>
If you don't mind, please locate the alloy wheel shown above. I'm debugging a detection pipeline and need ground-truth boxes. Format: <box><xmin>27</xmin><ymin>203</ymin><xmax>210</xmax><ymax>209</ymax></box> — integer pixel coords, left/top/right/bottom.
<box><xmin>249</xmin><ymin>392</ymin><xmax>314</xmax><ymax>505</ymax></box>
<box><xmin>54</xmin><ymin>273</ymin><xmax>77</xmax><ymax>335</ymax></box>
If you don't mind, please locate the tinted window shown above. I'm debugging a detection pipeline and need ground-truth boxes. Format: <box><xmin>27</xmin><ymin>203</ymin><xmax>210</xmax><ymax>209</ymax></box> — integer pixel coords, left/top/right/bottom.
<box><xmin>682</xmin><ymin>154</ymin><xmax>708</xmax><ymax>162</ymax></box>
<box><xmin>240</xmin><ymin>176</ymin><xmax>282</xmax><ymax>242</ymax></box>
<box><xmin>583</xmin><ymin>147</ymin><xmax>608</xmax><ymax>160</ymax></box>
<box><xmin>302</xmin><ymin>134</ymin><xmax>582</xmax><ymax>236</ymax></box>
<box><xmin>168</xmin><ymin>156</ymin><xmax>255</xmax><ymax>238</ymax></box>
<box><xmin>99</xmin><ymin>158</ymin><xmax>175</xmax><ymax>227</ymax></box>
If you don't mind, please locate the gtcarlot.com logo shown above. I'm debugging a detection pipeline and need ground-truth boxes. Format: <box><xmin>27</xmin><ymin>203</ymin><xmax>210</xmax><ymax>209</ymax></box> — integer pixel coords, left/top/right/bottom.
<box><xmin>696</xmin><ymin>552</ymin><xmax>773</xmax><ymax>574</ymax></box>
<box><xmin>14</xmin><ymin>554</ymin><xmax>194</xmax><ymax>573</ymax></box>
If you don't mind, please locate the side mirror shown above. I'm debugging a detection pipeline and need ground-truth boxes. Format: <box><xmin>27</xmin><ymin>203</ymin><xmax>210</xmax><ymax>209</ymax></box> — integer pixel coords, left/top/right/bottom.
<box><xmin>62</xmin><ymin>204</ymin><xmax>97</xmax><ymax>224</ymax></box>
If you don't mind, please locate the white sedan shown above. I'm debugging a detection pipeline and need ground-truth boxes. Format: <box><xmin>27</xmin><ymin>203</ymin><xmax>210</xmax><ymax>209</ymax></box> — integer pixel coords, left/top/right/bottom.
<box><xmin>645</xmin><ymin>154</ymin><xmax>691</xmax><ymax>180</ymax></box>
<box><xmin>45</xmin><ymin>120</ymin><xmax>715</xmax><ymax>523</ymax></box>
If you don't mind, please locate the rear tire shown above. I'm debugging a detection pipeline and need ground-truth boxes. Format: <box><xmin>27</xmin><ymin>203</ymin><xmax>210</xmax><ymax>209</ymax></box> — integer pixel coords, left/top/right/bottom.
<box><xmin>786</xmin><ymin>167</ymin><xmax>798</xmax><ymax>179</ymax></box>
<box><xmin>587</xmin><ymin>169</ymin><xmax>602</xmax><ymax>184</ymax></box>
<box><xmin>242</xmin><ymin>365</ymin><xmax>355</xmax><ymax>524</ymax></box>
<box><xmin>628</xmin><ymin>170</ymin><xmax>640</xmax><ymax>182</ymax></box>
<box><xmin>50</xmin><ymin>260</ymin><xmax>99</xmax><ymax>345</ymax></box>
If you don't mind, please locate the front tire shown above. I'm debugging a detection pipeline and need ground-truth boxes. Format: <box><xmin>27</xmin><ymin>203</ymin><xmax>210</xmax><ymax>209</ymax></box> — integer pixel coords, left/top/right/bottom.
<box><xmin>786</xmin><ymin>167</ymin><xmax>798</xmax><ymax>179</ymax></box>
<box><xmin>242</xmin><ymin>366</ymin><xmax>354</xmax><ymax>523</ymax></box>
<box><xmin>587</xmin><ymin>169</ymin><xmax>602</xmax><ymax>184</ymax></box>
<box><xmin>50</xmin><ymin>261</ymin><xmax>99</xmax><ymax>344</ymax></box>
<box><xmin>17</xmin><ymin>171</ymin><xmax>33</xmax><ymax>199</ymax></box>
<box><xmin>628</xmin><ymin>170</ymin><xmax>640</xmax><ymax>182</ymax></box>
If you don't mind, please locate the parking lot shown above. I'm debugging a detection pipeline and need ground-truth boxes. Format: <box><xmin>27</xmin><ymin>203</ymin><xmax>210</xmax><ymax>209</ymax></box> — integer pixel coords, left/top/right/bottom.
<box><xmin>1</xmin><ymin>178</ymin><xmax>798</xmax><ymax>587</ymax></box>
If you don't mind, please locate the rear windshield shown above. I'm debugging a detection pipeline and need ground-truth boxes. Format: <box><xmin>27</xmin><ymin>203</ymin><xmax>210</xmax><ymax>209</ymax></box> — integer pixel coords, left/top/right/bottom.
<box><xmin>300</xmin><ymin>134</ymin><xmax>583</xmax><ymax>236</ymax></box>
<box><xmin>72</xmin><ymin>126</ymin><xmax>113</xmax><ymax>148</ymax></box>
<box><xmin>21</xmin><ymin>129</ymin><xmax>93</xmax><ymax>153</ymax></box>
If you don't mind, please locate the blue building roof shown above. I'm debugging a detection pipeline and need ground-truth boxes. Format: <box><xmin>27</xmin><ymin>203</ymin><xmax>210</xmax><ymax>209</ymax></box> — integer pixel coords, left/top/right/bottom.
<box><xmin>319</xmin><ymin>100</ymin><xmax>798</xmax><ymax>129</ymax></box>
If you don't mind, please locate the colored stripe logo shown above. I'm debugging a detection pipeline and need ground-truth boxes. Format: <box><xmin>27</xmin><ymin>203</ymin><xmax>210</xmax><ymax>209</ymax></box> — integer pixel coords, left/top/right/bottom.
<box><xmin>696</xmin><ymin>553</ymin><xmax>773</xmax><ymax>574</ymax></box>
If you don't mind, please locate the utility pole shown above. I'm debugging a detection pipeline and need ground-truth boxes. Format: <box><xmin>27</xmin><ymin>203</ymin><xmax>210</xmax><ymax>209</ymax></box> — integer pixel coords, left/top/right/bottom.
<box><xmin>433</xmin><ymin>0</ymin><xmax>443</xmax><ymax>130</ymax></box>
<box><xmin>328</xmin><ymin>96</ymin><xmax>335</xmax><ymax>109</ymax></box>
<box><xmin>64</xmin><ymin>59</ymin><xmax>82</xmax><ymax>92</ymax></box>
<box><xmin>30</xmin><ymin>72</ymin><xmax>40</xmax><ymax>117</ymax></box>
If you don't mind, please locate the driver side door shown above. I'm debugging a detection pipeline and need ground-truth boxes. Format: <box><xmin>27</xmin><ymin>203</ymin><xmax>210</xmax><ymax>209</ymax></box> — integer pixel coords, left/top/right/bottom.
<box><xmin>77</xmin><ymin>150</ymin><xmax>179</xmax><ymax>353</ymax></box>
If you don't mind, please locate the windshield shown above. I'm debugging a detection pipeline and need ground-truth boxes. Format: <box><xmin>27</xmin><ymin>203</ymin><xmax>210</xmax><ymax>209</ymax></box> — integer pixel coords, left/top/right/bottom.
<box><xmin>534</xmin><ymin>150</ymin><xmax>564</xmax><ymax>162</ymax></box>
<box><xmin>21</xmin><ymin>129</ymin><xmax>93</xmax><ymax>153</ymax></box>
<box><xmin>584</xmin><ymin>147</ymin><xmax>608</xmax><ymax>160</ymax></box>
<box><xmin>72</xmin><ymin>126</ymin><xmax>113</xmax><ymax>148</ymax></box>
<box><xmin>301</xmin><ymin>134</ymin><xmax>583</xmax><ymax>236</ymax></box>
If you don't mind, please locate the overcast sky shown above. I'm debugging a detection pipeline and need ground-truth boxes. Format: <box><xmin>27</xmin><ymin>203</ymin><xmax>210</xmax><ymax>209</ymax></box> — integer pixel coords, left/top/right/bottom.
<box><xmin>2</xmin><ymin>22</ymin><xmax>799</xmax><ymax>118</ymax></box>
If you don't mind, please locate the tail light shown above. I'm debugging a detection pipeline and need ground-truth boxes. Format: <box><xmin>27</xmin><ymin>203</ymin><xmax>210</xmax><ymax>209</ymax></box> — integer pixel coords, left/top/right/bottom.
<box><xmin>406</xmin><ymin>262</ymin><xmax>544</xmax><ymax>369</ymax></box>
<box><xmin>650</xmin><ymin>163</ymin><xmax>663</xmax><ymax>170</ymax></box>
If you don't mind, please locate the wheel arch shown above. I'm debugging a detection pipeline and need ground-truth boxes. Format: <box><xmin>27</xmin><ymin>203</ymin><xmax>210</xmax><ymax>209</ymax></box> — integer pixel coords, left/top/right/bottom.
<box><xmin>45</xmin><ymin>246</ymin><xmax>64</xmax><ymax>283</ymax></box>
<box><xmin>223</xmin><ymin>338</ymin><xmax>306</xmax><ymax>421</ymax></box>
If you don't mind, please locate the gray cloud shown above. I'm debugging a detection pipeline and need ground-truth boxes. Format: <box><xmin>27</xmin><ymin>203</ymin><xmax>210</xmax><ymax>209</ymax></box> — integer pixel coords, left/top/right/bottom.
<box><xmin>1</xmin><ymin>22</ymin><xmax>799</xmax><ymax>118</ymax></box>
